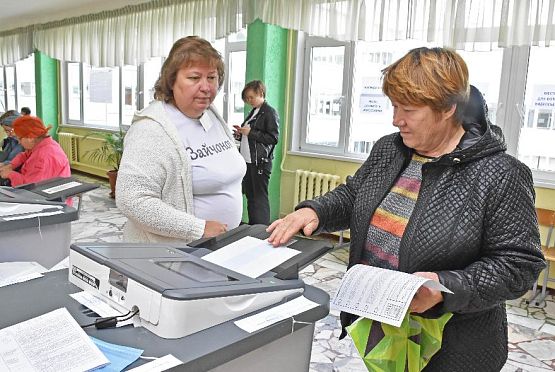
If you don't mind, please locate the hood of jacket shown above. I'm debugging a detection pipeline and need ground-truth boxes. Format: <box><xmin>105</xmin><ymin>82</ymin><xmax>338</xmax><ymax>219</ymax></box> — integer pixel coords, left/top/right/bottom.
<box><xmin>394</xmin><ymin>85</ymin><xmax>507</xmax><ymax>166</ymax></box>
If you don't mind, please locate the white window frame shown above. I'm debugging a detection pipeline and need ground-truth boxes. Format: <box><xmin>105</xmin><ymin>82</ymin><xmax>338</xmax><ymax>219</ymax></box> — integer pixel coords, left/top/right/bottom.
<box><xmin>293</xmin><ymin>35</ymin><xmax>555</xmax><ymax>187</ymax></box>
<box><xmin>295</xmin><ymin>36</ymin><xmax>357</xmax><ymax>160</ymax></box>
<box><xmin>0</xmin><ymin>56</ymin><xmax>36</xmax><ymax>114</ymax></box>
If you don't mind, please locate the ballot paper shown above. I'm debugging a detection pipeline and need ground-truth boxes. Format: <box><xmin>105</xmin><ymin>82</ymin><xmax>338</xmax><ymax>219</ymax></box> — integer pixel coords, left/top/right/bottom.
<box><xmin>127</xmin><ymin>355</ymin><xmax>183</xmax><ymax>371</ymax></box>
<box><xmin>331</xmin><ymin>265</ymin><xmax>452</xmax><ymax>327</ymax></box>
<box><xmin>234</xmin><ymin>296</ymin><xmax>319</xmax><ymax>333</ymax></box>
<box><xmin>70</xmin><ymin>291</ymin><xmax>133</xmax><ymax>328</ymax></box>
<box><xmin>0</xmin><ymin>307</ymin><xmax>109</xmax><ymax>371</ymax></box>
<box><xmin>70</xmin><ymin>291</ymin><xmax>124</xmax><ymax>318</ymax></box>
<box><xmin>201</xmin><ymin>236</ymin><xmax>301</xmax><ymax>278</ymax></box>
<box><xmin>0</xmin><ymin>261</ymin><xmax>46</xmax><ymax>288</ymax></box>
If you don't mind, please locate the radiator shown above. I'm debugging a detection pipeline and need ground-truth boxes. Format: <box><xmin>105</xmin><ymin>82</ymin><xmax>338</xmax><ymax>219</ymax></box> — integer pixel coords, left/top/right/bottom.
<box><xmin>293</xmin><ymin>170</ymin><xmax>341</xmax><ymax>206</ymax></box>
<box><xmin>58</xmin><ymin>132</ymin><xmax>78</xmax><ymax>164</ymax></box>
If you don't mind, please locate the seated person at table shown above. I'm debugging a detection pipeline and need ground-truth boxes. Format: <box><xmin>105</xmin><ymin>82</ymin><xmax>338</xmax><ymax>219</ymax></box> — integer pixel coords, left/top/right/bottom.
<box><xmin>0</xmin><ymin>116</ymin><xmax>70</xmax><ymax>186</ymax></box>
<box><xmin>0</xmin><ymin>111</ymin><xmax>24</xmax><ymax>164</ymax></box>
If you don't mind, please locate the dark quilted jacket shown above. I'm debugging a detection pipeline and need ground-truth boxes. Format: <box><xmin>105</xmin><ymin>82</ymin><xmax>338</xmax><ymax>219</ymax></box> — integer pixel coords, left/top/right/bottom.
<box><xmin>299</xmin><ymin>108</ymin><xmax>545</xmax><ymax>371</ymax></box>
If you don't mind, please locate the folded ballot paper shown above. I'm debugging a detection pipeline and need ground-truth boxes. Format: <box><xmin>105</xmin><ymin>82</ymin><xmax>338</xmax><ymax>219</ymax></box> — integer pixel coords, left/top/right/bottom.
<box><xmin>331</xmin><ymin>265</ymin><xmax>452</xmax><ymax>327</ymax></box>
<box><xmin>0</xmin><ymin>308</ymin><xmax>109</xmax><ymax>371</ymax></box>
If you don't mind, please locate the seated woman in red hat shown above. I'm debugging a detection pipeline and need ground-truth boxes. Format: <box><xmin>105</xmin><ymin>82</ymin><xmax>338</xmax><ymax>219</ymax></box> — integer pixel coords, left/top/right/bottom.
<box><xmin>0</xmin><ymin>116</ymin><xmax>70</xmax><ymax>186</ymax></box>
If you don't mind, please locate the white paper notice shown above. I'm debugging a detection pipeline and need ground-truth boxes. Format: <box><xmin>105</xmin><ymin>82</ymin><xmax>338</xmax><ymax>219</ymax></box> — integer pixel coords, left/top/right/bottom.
<box><xmin>0</xmin><ymin>262</ymin><xmax>46</xmax><ymax>288</ymax></box>
<box><xmin>0</xmin><ymin>308</ymin><xmax>109</xmax><ymax>372</ymax></box>
<box><xmin>234</xmin><ymin>296</ymin><xmax>319</xmax><ymax>333</ymax></box>
<box><xmin>0</xmin><ymin>202</ymin><xmax>62</xmax><ymax>217</ymax></box>
<box><xmin>331</xmin><ymin>265</ymin><xmax>452</xmax><ymax>327</ymax></box>
<box><xmin>127</xmin><ymin>355</ymin><xmax>183</xmax><ymax>372</ymax></box>
<box><xmin>202</xmin><ymin>236</ymin><xmax>301</xmax><ymax>278</ymax></box>
<box><xmin>41</xmin><ymin>181</ymin><xmax>82</xmax><ymax>195</ymax></box>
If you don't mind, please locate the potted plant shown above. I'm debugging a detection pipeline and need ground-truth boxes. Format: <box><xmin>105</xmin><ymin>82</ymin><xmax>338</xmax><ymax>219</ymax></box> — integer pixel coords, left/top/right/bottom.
<box><xmin>84</xmin><ymin>127</ymin><xmax>125</xmax><ymax>198</ymax></box>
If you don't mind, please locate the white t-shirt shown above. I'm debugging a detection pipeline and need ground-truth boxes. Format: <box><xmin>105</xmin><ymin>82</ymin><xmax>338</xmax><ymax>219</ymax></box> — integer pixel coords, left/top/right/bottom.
<box><xmin>165</xmin><ymin>103</ymin><xmax>246</xmax><ymax>229</ymax></box>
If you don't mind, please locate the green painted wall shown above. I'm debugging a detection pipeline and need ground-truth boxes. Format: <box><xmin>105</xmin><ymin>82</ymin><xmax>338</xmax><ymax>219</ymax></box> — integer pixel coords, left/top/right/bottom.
<box><xmin>245</xmin><ymin>20</ymin><xmax>288</xmax><ymax>222</ymax></box>
<box><xmin>34</xmin><ymin>51</ymin><xmax>59</xmax><ymax>139</ymax></box>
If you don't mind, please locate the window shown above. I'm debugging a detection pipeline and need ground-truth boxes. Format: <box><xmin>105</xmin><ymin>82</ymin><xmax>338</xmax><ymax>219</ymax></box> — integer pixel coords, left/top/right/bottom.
<box><xmin>83</xmin><ymin>65</ymin><xmax>120</xmax><ymax>128</ymax></box>
<box><xmin>295</xmin><ymin>35</ymin><xmax>555</xmax><ymax>187</ymax></box>
<box><xmin>64</xmin><ymin>57</ymin><xmax>162</xmax><ymax>129</ymax></box>
<box><xmin>518</xmin><ymin>47</ymin><xmax>555</xmax><ymax>175</ymax></box>
<box><xmin>63</xmin><ymin>30</ymin><xmax>246</xmax><ymax>130</ymax></box>
<box><xmin>296</xmin><ymin>38</ymin><xmax>435</xmax><ymax>159</ymax></box>
<box><xmin>213</xmin><ymin>29</ymin><xmax>247</xmax><ymax>127</ymax></box>
<box><xmin>15</xmin><ymin>55</ymin><xmax>36</xmax><ymax>115</ymax></box>
<box><xmin>0</xmin><ymin>55</ymin><xmax>36</xmax><ymax>115</ymax></box>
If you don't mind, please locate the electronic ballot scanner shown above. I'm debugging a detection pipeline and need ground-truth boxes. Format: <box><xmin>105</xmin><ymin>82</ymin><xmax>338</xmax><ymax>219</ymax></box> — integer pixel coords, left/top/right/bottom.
<box><xmin>68</xmin><ymin>224</ymin><xmax>332</xmax><ymax>339</ymax></box>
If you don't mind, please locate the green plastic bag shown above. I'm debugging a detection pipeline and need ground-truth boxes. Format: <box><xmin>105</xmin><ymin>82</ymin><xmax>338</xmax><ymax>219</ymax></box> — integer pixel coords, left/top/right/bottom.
<box><xmin>346</xmin><ymin>313</ymin><xmax>452</xmax><ymax>372</ymax></box>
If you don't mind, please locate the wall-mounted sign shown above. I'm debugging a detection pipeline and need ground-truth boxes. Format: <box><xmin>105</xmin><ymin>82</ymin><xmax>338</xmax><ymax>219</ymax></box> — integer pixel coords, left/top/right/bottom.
<box><xmin>532</xmin><ymin>85</ymin><xmax>555</xmax><ymax>109</ymax></box>
<box><xmin>359</xmin><ymin>78</ymin><xmax>387</xmax><ymax>114</ymax></box>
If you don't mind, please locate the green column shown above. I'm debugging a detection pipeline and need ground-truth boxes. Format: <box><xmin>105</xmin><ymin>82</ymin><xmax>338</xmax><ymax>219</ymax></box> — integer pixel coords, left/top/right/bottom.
<box><xmin>245</xmin><ymin>19</ymin><xmax>288</xmax><ymax>222</ymax></box>
<box><xmin>34</xmin><ymin>51</ymin><xmax>59</xmax><ymax>139</ymax></box>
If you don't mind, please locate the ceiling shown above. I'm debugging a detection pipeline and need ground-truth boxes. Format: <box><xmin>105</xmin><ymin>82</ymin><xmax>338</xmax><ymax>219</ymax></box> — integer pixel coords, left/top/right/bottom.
<box><xmin>0</xmin><ymin>0</ymin><xmax>153</xmax><ymax>32</ymax></box>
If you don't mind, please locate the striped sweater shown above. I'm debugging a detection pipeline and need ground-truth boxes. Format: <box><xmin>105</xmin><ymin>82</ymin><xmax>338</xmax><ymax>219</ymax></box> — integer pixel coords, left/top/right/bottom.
<box><xmin>362</xmin><ymin>153</ymin><xmax>431</xmax><ymax>269</ymax></box>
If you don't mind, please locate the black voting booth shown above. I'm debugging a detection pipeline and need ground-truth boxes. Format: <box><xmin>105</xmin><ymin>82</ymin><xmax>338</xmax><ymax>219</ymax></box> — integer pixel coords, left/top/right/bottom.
<box><xmin>0</xmin><ymin>176</ymin><xmax>98</xmax><ymax>268</ymax></box>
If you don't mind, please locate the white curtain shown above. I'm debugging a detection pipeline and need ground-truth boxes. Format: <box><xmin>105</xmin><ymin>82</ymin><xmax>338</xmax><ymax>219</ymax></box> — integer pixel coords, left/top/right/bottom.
<box><xmin>33</xmin><ymin>0</ymin><xmax>246</xmax><ymax>67</ymax></box>
<box><xmin>361</xmin><ymin>0</ymin><xmax>555</xmax><ymax>50</ymax></box>
<box><xmin>243</xmin><ymin>0</ymin><xmax>366</xmax><ymax>42</ymax></box>
<box><xmin>0</xmin><ymin>27</ymin><xmax>33</xmax><ymax>66</ymax></box>
<box><xmin>1</xmin><ymin>0</ymin><xmax>555</xmax><ymax>66</ymax></box>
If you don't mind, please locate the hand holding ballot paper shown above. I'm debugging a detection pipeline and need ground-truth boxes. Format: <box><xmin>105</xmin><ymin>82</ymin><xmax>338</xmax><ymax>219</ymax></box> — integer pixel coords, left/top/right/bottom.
<box><xmin>331</xmin><ymin>265</ymin><xmax>452</xmax><ymax>327</ymax></box>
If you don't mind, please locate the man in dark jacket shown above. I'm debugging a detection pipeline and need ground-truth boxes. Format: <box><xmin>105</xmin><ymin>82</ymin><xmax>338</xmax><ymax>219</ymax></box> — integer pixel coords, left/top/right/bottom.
<box><xmin>267</xmin><ymin>48</ymin><xmax>545</xmax><ymax>371</ymax></box>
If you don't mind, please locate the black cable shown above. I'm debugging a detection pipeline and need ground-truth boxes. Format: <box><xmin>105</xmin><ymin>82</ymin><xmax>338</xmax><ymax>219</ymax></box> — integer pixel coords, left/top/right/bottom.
<box><xmin>80</xmin><ymin>309</ymin><xmax>138</xmax><ymax>329</ymax></box>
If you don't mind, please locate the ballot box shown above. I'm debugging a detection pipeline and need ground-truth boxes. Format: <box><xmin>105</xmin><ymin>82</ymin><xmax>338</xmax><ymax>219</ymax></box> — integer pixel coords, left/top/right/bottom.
<box><xmin>0</xmin><ymin>225</ymin><xmax>333</xmax><ymax>371</ymax></box>
<box><xmin>0</xmin><ymin>177</ymin><xmax>98</xmax><ymax>268</ymax></box>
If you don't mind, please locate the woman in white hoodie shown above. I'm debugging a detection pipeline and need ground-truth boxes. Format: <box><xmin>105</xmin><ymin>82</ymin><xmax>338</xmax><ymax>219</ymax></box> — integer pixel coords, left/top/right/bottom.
<box><xmin>116</xmin><ymin>36</ymin><xmax>246</xmax><ymax>243</ymax></box>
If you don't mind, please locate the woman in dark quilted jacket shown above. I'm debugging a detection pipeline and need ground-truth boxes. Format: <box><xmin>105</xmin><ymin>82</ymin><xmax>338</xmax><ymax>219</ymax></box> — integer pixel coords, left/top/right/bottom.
<box><xmin>267</xmin><ymin>47</ymin><xmax>545</xmax><ymax>371</ymax></box>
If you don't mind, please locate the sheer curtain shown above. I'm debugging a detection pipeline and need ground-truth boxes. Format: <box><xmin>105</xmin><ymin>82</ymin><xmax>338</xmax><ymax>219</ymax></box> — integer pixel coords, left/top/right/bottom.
<box><xmin>33</xmin><ymin>0</ymin><xmax>245</xmax><ymax>67</ymax></box>
<box><xmin>243</xmin><ymin>0</ymin><xmax>365</xmax><ymax>42</ymax></box>
<box><xmin>0</xmin><ymin>27</ymin><xmax>33</xmax><ymax>66</ymax></box>
<box><xmin>361</xmin><ymin>0</ymin><xmax>555</xmax><ymax>50</ymax></box>
<box><xmin>0</xmin><ymin>0</ymin><xmax>555</xmax><ymax>66</ymax></box>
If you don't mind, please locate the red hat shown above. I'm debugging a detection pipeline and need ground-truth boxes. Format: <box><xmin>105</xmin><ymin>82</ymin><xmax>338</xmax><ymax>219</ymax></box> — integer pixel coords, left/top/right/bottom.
<box><xmin>13</xmin><ymin>115</ymin><xmax>50</xmax><ymax>138</ymax></box>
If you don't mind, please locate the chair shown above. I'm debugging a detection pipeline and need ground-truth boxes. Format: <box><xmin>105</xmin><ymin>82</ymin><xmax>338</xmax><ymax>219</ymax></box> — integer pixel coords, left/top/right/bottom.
<box><xmin>528</xmin><ymin>207</ymin><xmax>555</xmax><ymax>307</ymax></box>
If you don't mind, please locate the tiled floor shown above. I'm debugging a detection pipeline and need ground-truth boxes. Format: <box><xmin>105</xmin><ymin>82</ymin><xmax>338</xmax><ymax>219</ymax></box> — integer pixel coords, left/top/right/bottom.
<box><xmin>72</xmin><ymin>175</ymin><xmax>555</xmax><ymax>371</ymax></box>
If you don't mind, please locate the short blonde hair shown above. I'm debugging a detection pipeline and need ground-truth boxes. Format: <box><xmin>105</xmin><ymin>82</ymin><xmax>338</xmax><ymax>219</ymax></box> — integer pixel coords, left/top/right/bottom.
<box><xmin>382</xmin><ymin>47</ymin><xmax>469</xmax><ymax>121</ymax></box>
<box><xmin>154</xmin><ymin>36</ymin><xmax>224</xmax><ymax>102</ymax></box>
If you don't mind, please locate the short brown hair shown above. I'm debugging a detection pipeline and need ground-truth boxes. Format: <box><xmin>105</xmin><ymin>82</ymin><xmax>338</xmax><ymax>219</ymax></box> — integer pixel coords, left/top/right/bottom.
<box><xmin>241</xmin><ymin>80</ymin><xmax>266</xmax><ymax>101</ymax></box>
<box><xmin>382</xmin><ymin>47</ymin><xmax>469</xmax><ymax>121</ymax></box>
<box><xmin>154</xmin><ymin>36</ymin><xmax>224</xmax><ymax>102</ymax></box>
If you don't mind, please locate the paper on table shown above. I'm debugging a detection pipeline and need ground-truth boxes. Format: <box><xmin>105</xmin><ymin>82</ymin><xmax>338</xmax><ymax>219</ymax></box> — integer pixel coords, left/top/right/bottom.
<box><xmin>201</xmin><ymin>236</ymin><xmax>301</xmax><ymax>278</ymax></box>
<box><xmin>3</xmin><ymin>210</ymin><xmax>64</xmax><ymax>221</ymax></box>
<box><xmin>0</xmin><ymin>307</ymin><xmax>109</xmax><ymax>372</ymax></box>
<box><xmin>234</xmin><ymin>295</ymin><xmax>319</xmax><ymax>333</ymax></box>
<box><xmin>0</xmin><ymin>262</ymin><xmax>46</xmax><ymax>288</ymax></box>
<box><xmin>127</xmin><ymin>355</ymin><xmax>183</xmax><ymax>372</ymax></box>
<box><xmin>70</xmin><ymin>291</ymin><xmax>124</xmax><ymax>318</ymax></box>
<box><xmin>41</xmin><ymin>181</ymin><xmax>82</xmax><ymax>194</ymax></box>
<box><xmin>70</xmin><ymin>291</ymin><xmax>132</xmax><ymax>328</ymax></box>
<box><xmin>47</xmin><ymin>256</ymin><xmax>70</xmax><ymax>272</ymax></box>
<box><xmin>0</xmin><ymin>202</ymin><xmax>62</xmax><ymax>217</ymax></box>
<box><xmin>331</xmin><ymin>265</ymin><xmax>452</xmax><ymax>327</ymax></box>
<box><xmin>91</xmin><ymin>336</ymin><xmax>143</xmax><ymax>371</ymax></box>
